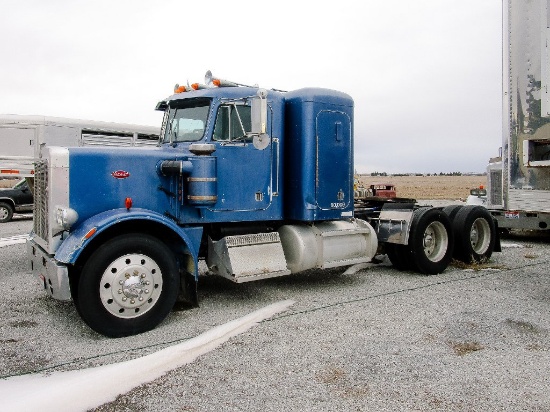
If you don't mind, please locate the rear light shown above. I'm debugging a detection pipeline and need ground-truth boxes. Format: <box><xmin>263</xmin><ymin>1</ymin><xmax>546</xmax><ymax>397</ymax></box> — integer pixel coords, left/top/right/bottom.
<box><xmin>1</xmin><ymin>169</ymin><xmax>20</xmax><ymax>174</ymax></box>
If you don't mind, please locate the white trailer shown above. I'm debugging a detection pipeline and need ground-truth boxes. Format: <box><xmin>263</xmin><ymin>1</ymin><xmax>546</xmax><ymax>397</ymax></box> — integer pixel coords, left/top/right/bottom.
<box><xmin>479</xmin><ymin>0</ymin><xmax>550</xmax><ymax>231</ymax></box>
<box><xmin>0</xmin><ymin>115</ymin><xmax>160</xmax><ymax>177</ymax></box>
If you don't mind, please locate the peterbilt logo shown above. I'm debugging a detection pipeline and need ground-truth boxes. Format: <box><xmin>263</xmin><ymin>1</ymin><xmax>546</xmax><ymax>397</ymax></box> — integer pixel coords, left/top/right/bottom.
<box><xmin>111</xmin><ymin>170</ymin><xmax>130</xmax><ymax>179</ymax></box>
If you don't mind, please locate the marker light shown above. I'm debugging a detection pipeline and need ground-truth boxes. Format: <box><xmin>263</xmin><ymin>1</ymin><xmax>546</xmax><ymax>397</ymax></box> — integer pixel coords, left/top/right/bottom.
<box><xmin>174</xmin><ymin>84</ymin><xmax>187</xmax><ymax>93</ymax></box>
<box><xmin>125</xmin><ymin>197</ymin><xmax>133</xmax><ymax>209</ymax></box>
<box><xmin>84</xmin><ymin>227</ymin><xmax>97</xmax><ymax>239</ymax></box>
<box><xmin>191</xmin><ymin>83</ymin><xmax>207</xmax><ymax>90</ymax></box>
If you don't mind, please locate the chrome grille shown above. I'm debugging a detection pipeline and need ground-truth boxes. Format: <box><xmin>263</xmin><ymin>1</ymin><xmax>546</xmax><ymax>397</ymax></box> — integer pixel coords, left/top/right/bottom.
<box><xmin>33</xmin><ymin>160</ymin><xmax>49</xmax><ymax>240</ymax></box>
<box><xmin>489</xmin><ymin>169</ymin><xmax>503</xmax><ymax>206</ymax></box>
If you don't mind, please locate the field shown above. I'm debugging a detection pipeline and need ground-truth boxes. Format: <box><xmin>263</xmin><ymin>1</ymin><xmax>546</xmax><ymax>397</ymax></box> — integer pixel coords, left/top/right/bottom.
<box><xmin>0</xmin><ymin>178</ymin><xmax>18</xmax><ymax>188</ymax></box>
<box><xmin>0</xmin><ymin>175</ymin><xmax>487</xmax><ymax>200</ymax></box>
<box><xmin>357</xmin><ymin>174</ymin><xmax>487</xmax><ymax>200</ymax></box>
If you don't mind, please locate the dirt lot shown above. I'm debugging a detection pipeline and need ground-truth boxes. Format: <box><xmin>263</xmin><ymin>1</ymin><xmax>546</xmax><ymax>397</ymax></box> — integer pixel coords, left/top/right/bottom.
<box><xmin>1</xmin><ymin>219</ymin><xmax>549</xmax><ymax>411</ymax></box>
<box><xmin>357</xmin><ymin>175</ymin><xmax>487</xmax><ymax>201</ymax></box>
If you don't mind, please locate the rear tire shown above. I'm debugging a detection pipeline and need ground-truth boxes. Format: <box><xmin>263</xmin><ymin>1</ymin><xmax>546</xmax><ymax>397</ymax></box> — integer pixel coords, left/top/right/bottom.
<box><xmin>77</xmin><ymin>234</ymin><xmax>180</xmax><ymax>337</ymax></box>
<box><xmin>0</xmin><ymin>202</ymin><xmax>14</xmax><ymax>223</ymax></box>
<box><xmin>386</xmin><ymin>243</ymin><xmax>414</xmax><ymax>271</ymax></box>
<box><xmin>442</xmin><ymin>205</ymin><xmax>463</xmax><ymax>222</ymax></box>
<box><xmin>452</xmin><ymin>205</ymin><xmax>495</xmax><ymax>263</ymax></box>
<box><xmin>409</xmin><ymin>208</ymin><xmax>453</xmax><ymax>275</ymax></box>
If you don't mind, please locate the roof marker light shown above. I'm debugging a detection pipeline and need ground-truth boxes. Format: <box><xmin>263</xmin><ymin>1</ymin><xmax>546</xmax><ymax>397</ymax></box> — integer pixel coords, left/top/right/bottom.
<box><xmin>125</xmin><ymin>197</ymin><xmax>133</xmax><ymax>209</ymax></box>
<box><xmin>174</xmin><ymin>84</ymin><xmax>187</xmax><ymax>93</ymax></box>
<box><xmin>191</xmin><ymin>83</ymin><xmax>207</xmax><ymax>90</ymax></box>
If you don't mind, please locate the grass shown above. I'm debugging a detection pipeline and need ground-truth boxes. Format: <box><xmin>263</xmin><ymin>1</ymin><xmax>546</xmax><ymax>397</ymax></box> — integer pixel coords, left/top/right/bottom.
<box><xmin>450</xmin><ymin>259</ymin><xmax>508</xmax><ymax>271</ymax></box>
<box><xmin>447</xmin><ymin>341</ymin><xmax>484</xmax><ymax>356</ymax></box>
<box><xmin>0</xmin><ymin>178</ymin><xmax>18</xmax><ymax>188</ymax></box>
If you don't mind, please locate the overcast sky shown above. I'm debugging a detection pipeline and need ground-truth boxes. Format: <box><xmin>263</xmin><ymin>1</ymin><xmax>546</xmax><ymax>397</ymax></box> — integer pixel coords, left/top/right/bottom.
<box><xmin>0</xmin><ymin>0</ymin><xmax>502</xmax><ymax>174</ymax></box>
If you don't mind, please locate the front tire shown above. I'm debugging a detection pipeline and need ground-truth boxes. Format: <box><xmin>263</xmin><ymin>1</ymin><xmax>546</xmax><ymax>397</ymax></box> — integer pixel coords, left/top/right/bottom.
<box><xmin>0</xmin><ymin>202</ymin><xmax>14</xmax><ymax>223</ymax></box>
<box><xmin>77</xmin><ymin>234</ymin><xmax>180</xmax><ymax>337</ymax></box>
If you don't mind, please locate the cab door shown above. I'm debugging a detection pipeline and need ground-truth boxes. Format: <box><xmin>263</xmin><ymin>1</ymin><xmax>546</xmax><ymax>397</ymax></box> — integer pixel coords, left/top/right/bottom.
<box><xmin>210</xmin><ymin>102</ymin><xmax>272</xmax><ymax>212</ymax></box>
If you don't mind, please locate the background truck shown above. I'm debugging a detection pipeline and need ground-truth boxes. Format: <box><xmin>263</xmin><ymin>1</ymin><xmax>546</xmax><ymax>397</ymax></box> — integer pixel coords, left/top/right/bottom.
<box><xmin>474</xmin><ymin>0</ymin><xmax>550</xmax><ymax>232</ymax></box>
<box><xmin>0</xmin><ymin>114</ymin><xmax>160</xmax><ymax>178</ymax></box>
<box><xmin>0</xmin><ymin>178</ymin><xmax>33</xmax><ymax>222</ymax></box>
<box><xmin>27</xmin><ymin>72</ymin><xmax>499</xmax><ymax>337</ymax></box>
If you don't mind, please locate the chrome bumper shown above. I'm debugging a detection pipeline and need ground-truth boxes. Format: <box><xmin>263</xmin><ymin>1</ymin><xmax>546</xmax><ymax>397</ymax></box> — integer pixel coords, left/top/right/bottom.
<box><xmin>27</xmin><ymin>238</ymin><xmax>71</xmax><ymax>301</ymax></box>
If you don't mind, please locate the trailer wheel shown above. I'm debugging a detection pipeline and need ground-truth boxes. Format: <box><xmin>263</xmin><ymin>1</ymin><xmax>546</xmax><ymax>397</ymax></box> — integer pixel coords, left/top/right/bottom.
<box><xmin>409</xmin><ymin>208</ymin><xmax>453</xmax><ymax>275</ymax></box>
<box><xmin>77</xmin><ymin>233</ymin><xmax>180</xmax><ymax>337</ymax></box>
<box><xmin>0</xmin><ymin>202</ymin><xmax>14</xmax><ymax>223</ymax></box>
<box><xmin>386</xmin><ymin>243</ymin><xmax>414</xmax><ymax>271</ymax></box>
<box><xmin>452</xmin><ymin>205</ymin><xmax>495</xmax><ymax>263</ymax></box>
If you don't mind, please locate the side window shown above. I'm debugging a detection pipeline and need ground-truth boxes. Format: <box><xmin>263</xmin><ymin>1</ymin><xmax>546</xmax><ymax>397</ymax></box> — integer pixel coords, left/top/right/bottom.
<box><xmin>213</xmin><ymin>104</ymin><xmax>252</xmax><ymax>141</ymax></box>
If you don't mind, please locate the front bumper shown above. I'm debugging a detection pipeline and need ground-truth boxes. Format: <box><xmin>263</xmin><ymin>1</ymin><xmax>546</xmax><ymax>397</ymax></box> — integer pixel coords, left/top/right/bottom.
<box><xmin>27</xmin><ymin>238</ymin><xmax>71</xmax><ymax>301</ymax></box>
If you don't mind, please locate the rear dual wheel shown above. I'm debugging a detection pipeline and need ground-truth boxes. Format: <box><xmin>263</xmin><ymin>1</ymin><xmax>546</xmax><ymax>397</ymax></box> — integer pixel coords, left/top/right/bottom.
<box><xmin>450</xmin><ymin>205</ymin><xmax>495</xmax><ymax>263</ymax></box>
<box><xmin>408</xmin><ymin>208</ymin><xmax>453</xmax><ymax>275</ymax></box>
<box><xmin>387</xmin><ymin>207</ymin><xmax>453</xmax><ymax>275</ymax></box>
<box><xmin>386</xmin><ymin>243</ymin><xmax>414</xmax><ymax>271</ymax></box>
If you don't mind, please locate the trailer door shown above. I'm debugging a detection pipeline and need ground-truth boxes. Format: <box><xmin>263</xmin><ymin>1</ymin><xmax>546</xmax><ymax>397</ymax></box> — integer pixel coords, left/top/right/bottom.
<box><xmin>0</xmin><ymin>127</ymin><xmax>35</xmax><ymax>157</ymax></box>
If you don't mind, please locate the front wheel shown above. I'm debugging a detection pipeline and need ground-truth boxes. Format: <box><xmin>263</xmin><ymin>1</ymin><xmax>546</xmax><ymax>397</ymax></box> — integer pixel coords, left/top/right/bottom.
<box><xmin>409</xmin><ymin>208</ymin><xmax>454</xmax><ymax>275</ymax></box>
<box><xmin>77</xmin><ymin>234</ymin><xmax>180</xmax><ymax>337</ymax></box>
<box><xmin>0</xmin><ymin>202</ymin><xmax>14</xmax><ymax>223</ymax></box>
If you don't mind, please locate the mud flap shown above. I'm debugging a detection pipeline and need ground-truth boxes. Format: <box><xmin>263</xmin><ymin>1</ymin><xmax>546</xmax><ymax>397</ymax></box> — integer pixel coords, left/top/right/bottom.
<box><xmin>493</xmin><ymin>218</ymin><xmax>502</xmax><ymax>252</ymax></box>
<box><xmin>177</xmin><ymin>270</ymin><xmax>199</xmax><ymax>308</ymax></box>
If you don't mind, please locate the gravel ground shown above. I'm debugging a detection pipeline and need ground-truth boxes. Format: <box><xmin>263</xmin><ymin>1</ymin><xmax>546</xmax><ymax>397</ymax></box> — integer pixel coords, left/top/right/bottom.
<box><xmin>0</xmin><ymin>217</ymin><xmax>549</xmax><ymax>411</ymax></box>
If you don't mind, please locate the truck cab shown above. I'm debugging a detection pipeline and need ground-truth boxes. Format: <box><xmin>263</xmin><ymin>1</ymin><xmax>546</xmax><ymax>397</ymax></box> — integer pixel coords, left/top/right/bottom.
<box><xmin>27</xmin><ymin>73</ymin><xmax>378</xmax><ymax>337</ymax></box>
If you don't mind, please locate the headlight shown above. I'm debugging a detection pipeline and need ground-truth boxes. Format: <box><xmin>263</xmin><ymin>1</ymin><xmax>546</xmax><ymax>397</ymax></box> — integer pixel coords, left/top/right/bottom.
<box><xmin>54</xmin><ymin>206</ymin><xmax>79</xmax><ymax>230</ymax></box>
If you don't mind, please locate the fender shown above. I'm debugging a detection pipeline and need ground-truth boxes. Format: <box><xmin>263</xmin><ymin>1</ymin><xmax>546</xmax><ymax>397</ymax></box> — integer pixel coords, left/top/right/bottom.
<box><xmin>0</xmin><ymin>197</ymin><xmax>15</xmax><ymax>206</ymax></box>
<box><xmin>54</xmin><ymin>208</ymin><xmax>203</xmax><ymax>278</ymax></box>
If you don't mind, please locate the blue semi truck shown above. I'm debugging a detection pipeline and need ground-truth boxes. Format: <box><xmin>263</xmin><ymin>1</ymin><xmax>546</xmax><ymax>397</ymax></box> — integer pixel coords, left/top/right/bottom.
<box><xmin>27</xmin><ymin>72</ymin><xmax>499</xmax><ymax>337</ymax></box>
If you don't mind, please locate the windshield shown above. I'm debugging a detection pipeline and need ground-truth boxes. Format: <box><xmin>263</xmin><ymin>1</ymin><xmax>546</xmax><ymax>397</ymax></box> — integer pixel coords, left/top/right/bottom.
<box><xmin>163</xmin><ymin>99</ymin><xmax>211</xmax><ymax>143</ymax></box>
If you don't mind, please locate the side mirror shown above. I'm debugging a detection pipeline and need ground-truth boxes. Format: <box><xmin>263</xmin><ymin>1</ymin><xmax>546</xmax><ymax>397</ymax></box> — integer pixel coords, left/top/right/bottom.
<box><xmin>251</xmin><ymin>89</ymin><xmax>268</xmax><ymax>135</ymax></box>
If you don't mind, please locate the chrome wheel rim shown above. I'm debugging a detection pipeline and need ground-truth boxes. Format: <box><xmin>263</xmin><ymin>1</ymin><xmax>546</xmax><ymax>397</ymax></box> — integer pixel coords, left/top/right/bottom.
<box><xmin>470</xmin><ymin>218</ymin><xmax>491</xmax><ymax>254</ymax></box>
<box><xmin>423</xmin><ymin>221</ymin><xmax>448</xmax><ymax>262</ymax></box>
<box><xmin>99</xmin><ymin>253</ymin><xmax>163</xmax><ymax>319</ymax></box>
